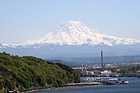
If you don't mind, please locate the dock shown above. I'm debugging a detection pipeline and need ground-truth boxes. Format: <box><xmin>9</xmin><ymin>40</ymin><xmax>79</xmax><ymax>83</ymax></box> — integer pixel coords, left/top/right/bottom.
<box><xmin>67</xmin><ymin>82</ymin><xmax>102</xmax><ymax>86</ymax></box>
<box><xmin>67</xmin><ymin>77</ymin><xmax>129</xmax><ymax>86</ymax></box>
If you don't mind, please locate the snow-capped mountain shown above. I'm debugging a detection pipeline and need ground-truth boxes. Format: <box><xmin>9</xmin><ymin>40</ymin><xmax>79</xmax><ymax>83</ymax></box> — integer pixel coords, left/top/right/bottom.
<box><xmin>23</xmin><ymin>21</ymin><xmax>140</xmax><ymax>47</ymax></box>
<box><xmin>1</xmin><ymin>21</ymin><xmax>140</xmax><ymax>58</ymax></box>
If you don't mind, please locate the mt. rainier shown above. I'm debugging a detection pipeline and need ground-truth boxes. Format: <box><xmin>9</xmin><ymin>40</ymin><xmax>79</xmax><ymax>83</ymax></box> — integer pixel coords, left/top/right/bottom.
<box><xmin>1</xmin><ymin>21</ymin><xmax>140</xmax><ymax>57</ymax></box>
<box><xmin>24</xmin><ymin>21</ymin><xmax>140</xmax><ymax>47</ymax></box>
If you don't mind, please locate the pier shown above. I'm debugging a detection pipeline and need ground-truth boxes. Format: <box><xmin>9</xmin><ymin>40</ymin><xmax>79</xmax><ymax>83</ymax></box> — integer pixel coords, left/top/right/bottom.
<box><xmin>67</xmin><ymin>77</ymin><xmax>129</xmax><ymax>86</ymax></box>
<box><xmin>67</xmin><ymin>82</ymin><xmax>102</xmax><ymax>86</ymax></box>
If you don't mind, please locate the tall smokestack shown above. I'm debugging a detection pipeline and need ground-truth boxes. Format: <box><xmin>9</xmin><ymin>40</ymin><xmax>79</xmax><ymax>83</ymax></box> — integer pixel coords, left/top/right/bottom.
<box><xmin>101</xmin><ymin>51</ymin><xmax>104</xmax><ymax>70</ymax></box>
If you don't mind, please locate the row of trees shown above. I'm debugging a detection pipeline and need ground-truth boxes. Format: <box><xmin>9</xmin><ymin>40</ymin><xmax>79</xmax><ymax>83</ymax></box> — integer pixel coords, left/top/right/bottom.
<box><xmin>118</xmin><ymin>66</ymin><xmax>140</xmax><ymax>73</ymax></box>
<box><xmin>0</xmin><ymin>52</ymin><xmax>80</xmax><ymax>92</ymax></box>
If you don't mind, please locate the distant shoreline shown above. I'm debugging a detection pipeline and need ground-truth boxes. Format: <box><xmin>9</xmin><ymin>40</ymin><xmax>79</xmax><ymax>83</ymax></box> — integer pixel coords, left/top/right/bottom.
<box><xmin>25</xmin><ymin>85</ymin><xmax>102</xmax><ymax>92</ymax></box>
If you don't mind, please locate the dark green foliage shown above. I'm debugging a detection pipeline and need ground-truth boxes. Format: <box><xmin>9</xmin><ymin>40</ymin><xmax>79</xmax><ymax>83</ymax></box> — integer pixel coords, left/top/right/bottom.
<box><xmin>56</xmin><ymin>63</ymin><xmax>81</xmax><ymax>83</ymax></box>
<box><xmin>0</xmin><ymin>52</ymin><xmax>80</xmax><ymax>92</ymax></box>
<box><xmin>118</xmin><ymin>66</ymin><xmax>140</xmax><ymax>73</ymax></box>
<box><xmin>18</xmin><ymin>86</ymin><xmax>25</xmax><ymax>92</ymax></box>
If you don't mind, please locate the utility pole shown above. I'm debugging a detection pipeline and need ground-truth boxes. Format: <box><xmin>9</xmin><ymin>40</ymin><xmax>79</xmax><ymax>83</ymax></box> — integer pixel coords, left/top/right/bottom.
<box><xmin>85</xmin><ymin>64</ymin><xmax>88</xmax><ymax>75</ymax></box>
<box><xmin>82</xmin><ymin>62</ymin><xmax>83</xmax><ymax>71</ymax></box>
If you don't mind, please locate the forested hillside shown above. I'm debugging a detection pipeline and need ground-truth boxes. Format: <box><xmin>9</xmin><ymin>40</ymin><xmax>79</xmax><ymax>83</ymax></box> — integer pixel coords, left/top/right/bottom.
<box><xmin>0</xmin><ymin>52</ymin><xmax>80</xmax><ymax>92</ymax></box>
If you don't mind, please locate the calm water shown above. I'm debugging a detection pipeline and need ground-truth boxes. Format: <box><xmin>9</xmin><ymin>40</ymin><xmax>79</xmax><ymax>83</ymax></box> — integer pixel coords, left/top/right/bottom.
<box><xmin>34</xmin><ymin>77</ymin><xmax>140</xmax><ymax>93</ymax></box>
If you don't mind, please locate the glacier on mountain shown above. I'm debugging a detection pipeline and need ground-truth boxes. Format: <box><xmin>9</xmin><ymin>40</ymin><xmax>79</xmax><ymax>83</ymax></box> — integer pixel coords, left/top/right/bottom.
<box><xmin>23</xmin><ymin>21</ymin><xmax>140</xmax><ymax>47</ymax></box>
<box><xmin>1</xmin><ymin>21</ymin><xmax>140</xmax><ymax>57</ymax></box>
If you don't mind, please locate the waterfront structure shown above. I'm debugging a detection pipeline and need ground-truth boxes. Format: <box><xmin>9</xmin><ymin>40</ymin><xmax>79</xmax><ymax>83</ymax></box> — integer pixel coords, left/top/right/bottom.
<box><xmin>79</xmin><ymin>77</ymin><xmax>129</xmax><ymax>85</ymax></box>
<box><xmin>100</xmin><ymin>70</ymin><xmax>112</xmax><ymax>76</ymax></box>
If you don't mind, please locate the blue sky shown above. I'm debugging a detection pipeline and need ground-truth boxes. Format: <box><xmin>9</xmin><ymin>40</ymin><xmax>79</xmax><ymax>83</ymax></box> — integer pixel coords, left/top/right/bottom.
<box><xmin>0</xmin><ymin>0</ymin><xmax>140</xmax><ymax>44</ymax></box>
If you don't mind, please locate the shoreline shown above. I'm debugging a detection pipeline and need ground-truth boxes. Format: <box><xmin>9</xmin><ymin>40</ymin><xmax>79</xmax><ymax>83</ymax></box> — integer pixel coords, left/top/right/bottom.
<box><xmin>25</xmin><ymin>85</ymin><xmax>102</xmax><ymax>92</ymax></box>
